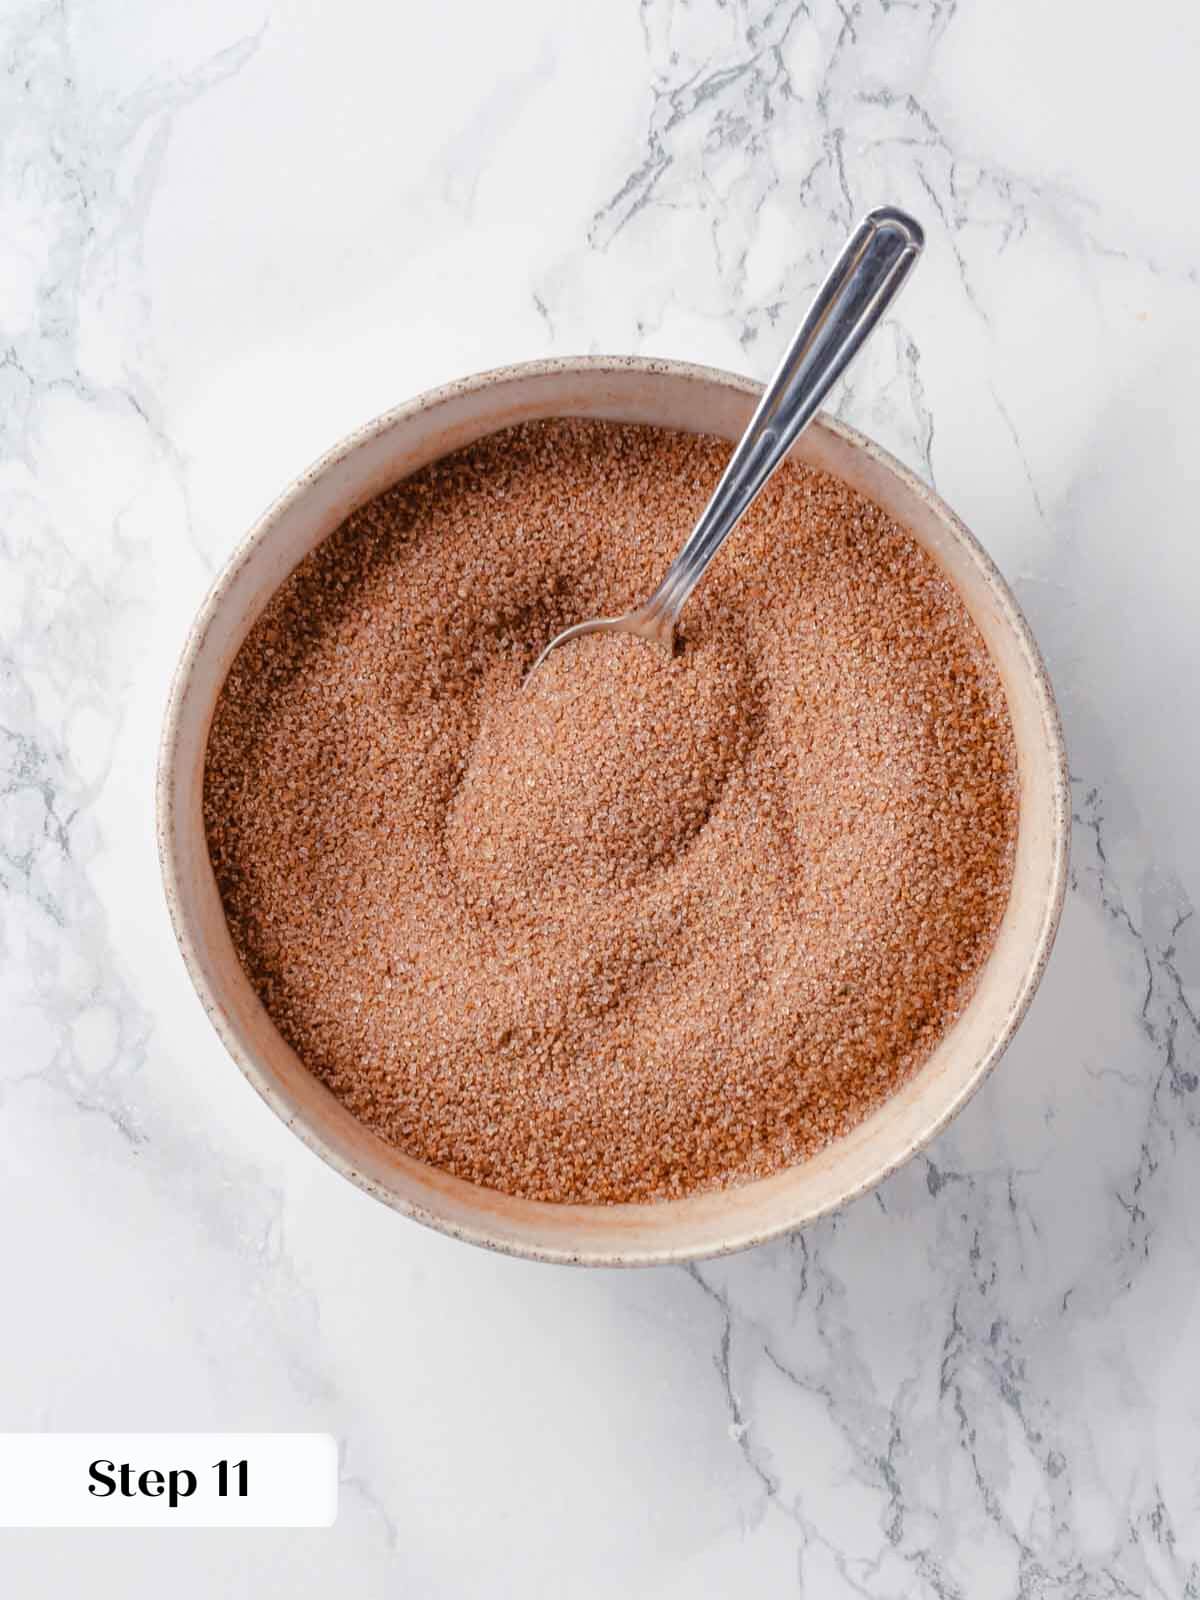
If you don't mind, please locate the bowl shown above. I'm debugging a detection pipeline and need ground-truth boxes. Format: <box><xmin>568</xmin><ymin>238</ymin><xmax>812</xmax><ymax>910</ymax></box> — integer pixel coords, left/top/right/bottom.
<box><xmin>158</xmin><ymin>356</ymin><xmax>1069</xmax><ymax>1265</ymax></box>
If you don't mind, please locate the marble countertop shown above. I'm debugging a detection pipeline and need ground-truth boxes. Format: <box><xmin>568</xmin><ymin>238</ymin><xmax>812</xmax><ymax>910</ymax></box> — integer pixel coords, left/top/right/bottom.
<box><xmin>3</xmin><ymin>0</ymin><xmax>1199</xmax><ymax>1593</ymax></box>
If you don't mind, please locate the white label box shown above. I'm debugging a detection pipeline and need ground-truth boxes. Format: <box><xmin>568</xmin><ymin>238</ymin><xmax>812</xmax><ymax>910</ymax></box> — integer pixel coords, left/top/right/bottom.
<box><xmin>0</xmin><ymin>1434</ymin><xmax>338</xmax><ymax>1528</ymax></box>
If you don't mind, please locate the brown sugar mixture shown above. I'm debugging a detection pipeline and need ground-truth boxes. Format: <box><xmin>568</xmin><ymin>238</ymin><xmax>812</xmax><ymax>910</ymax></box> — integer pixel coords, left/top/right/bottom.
<box><xmin>204</xmin><ymin>420</ymin><xmax>1018</xmax><ymax>1204</ymax></box>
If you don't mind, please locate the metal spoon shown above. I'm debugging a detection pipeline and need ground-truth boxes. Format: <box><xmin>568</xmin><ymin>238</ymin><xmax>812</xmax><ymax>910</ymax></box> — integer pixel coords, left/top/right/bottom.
<box><xmin>528</xmin><ymin>206</ymin><xmax>924</xmax><ymax>678</ymax></box>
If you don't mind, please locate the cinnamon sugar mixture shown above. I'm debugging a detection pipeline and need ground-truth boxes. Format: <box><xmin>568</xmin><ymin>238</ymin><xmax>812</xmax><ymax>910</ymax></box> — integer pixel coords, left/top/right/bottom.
<box><xmin>204</xmin><ymin>420</ymin><xmax>1018</xmax><ymax>1204</ymax></box>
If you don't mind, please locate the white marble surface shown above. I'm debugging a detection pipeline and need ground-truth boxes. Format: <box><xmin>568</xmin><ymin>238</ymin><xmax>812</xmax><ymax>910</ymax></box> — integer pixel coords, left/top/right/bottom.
<box><xmin>2</xmin><ymin>0</ymin><xmax>1199</xmax><ymax>1592</ymax></box>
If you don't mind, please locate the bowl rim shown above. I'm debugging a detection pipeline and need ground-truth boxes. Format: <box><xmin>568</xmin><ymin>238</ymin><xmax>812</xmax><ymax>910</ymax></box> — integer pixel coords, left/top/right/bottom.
<box><xmin>156</xmin><ymin>354</ymin><xmax>1071</xmax><ymax>1265</ymax></box>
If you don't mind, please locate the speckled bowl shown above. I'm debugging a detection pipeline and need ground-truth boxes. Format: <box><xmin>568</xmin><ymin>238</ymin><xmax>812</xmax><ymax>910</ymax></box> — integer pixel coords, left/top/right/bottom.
<box><xmin>158</xmin><ymin>357</ymin><xmax>1069</xmax><ymax>1265</ymax></box>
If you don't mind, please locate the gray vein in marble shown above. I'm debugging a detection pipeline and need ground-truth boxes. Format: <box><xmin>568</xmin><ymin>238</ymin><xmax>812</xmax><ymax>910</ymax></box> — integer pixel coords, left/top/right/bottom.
<box><xmin>685</xmin><ymin>1261</ymin><xmax>782</xmax><ymax>1509</ymax></box>
<box><xmin>990</xmin><ymin>383</ymin><xmax>1047</xmax><ymax>525</ymax></box>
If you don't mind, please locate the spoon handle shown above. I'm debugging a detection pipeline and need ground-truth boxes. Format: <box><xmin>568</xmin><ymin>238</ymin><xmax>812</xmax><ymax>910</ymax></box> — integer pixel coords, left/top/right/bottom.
<box><xmin>643</xmin><ymin>207</ymin><xmax>924</xmax><ymax>631</ymax></box>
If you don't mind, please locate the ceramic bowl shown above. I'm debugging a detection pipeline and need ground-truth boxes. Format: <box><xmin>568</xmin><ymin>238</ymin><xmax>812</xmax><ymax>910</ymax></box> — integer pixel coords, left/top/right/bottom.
<box><xmin>158</xmin><ymin>357</ymin><xmax>1069</xmax><ymax>1265</ymax></box>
